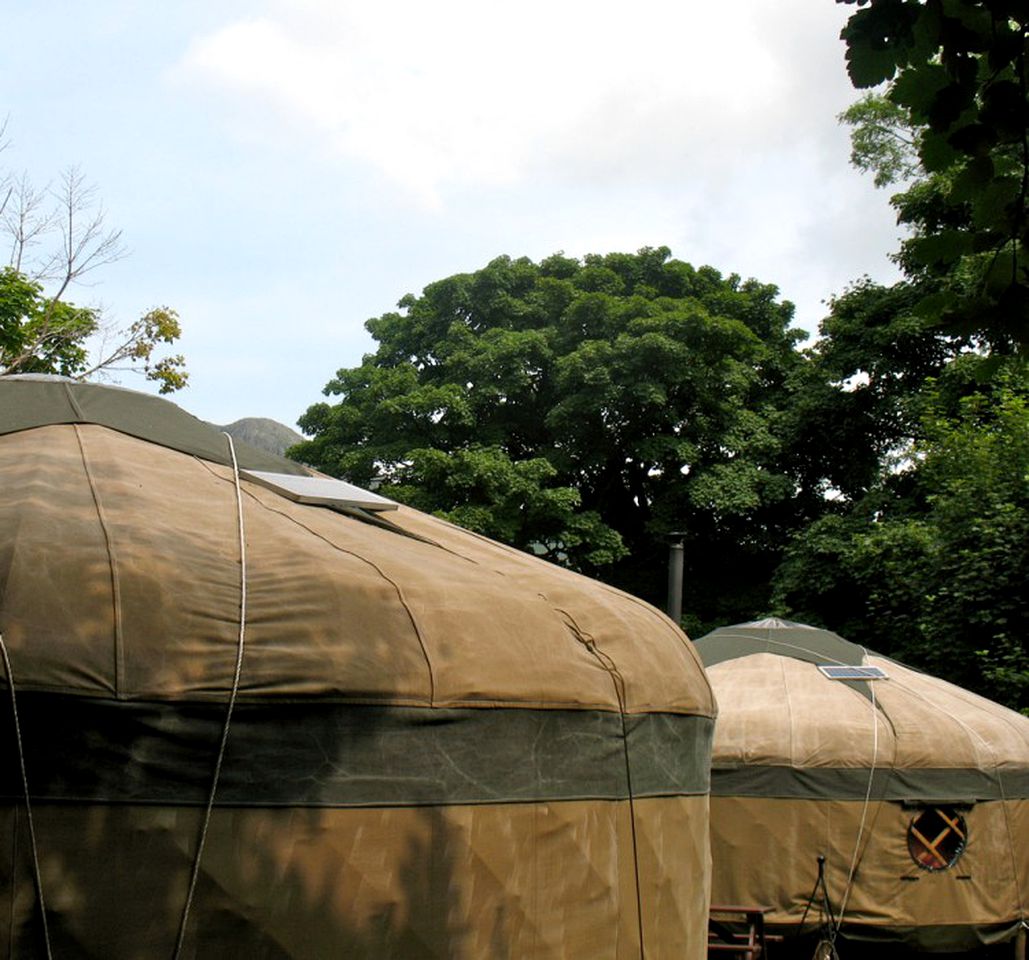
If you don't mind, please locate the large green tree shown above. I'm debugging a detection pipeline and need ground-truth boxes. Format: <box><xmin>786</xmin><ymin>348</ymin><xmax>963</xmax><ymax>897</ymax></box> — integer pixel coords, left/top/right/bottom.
<box><xmin>774</xmin><ymin>363</ymin><xmax>1028</xmax><ymax>711</ymax></box>
<box><xmin>295</xmin><ymin>248</ymin><xmax>810</xmax><ymax>625</ymax></box>
<box><xmin>839</xmin><ymin>0</ymin><xmax>1029</xmax><ymax>350</ymax></box>
<box><xmin>767</xmin><ymin>2</ymin><xmax>1029</xmax><ymax>709</ymax></box>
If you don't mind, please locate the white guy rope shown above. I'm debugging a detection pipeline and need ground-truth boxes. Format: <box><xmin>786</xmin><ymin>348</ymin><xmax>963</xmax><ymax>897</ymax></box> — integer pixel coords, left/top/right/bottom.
<box><xmin>835</xmin><ymin>650</ymin><xmax>880</xmax><ymax>929</ymax></box>
<box><xmin>0</xmin><ymin>633</ymin><xmax>53</xmax><ymax>960</ymax></box>
<box><xmin>172</xmin><ymin>435</ymin><xmax>249</xmax><ymax>959</ymax></box>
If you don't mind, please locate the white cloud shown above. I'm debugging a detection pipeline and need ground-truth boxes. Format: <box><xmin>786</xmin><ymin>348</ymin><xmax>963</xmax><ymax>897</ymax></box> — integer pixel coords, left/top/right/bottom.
<box><xmin>173</xmin><ymin>0</ymin><xmax>856</xmax><ymax>207</ymax></box>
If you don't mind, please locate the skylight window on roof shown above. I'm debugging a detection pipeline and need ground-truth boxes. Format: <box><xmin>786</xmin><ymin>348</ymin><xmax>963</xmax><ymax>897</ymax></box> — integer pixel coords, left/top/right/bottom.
<box><xmin>241</xmin><ymin>470</ymin><xmax>398</xmax><ymax>512</ymax></box>
<box><xmin>817</xmin><ymin>665</ymin><xmax>889</xmax><ymax>681</ymax></box>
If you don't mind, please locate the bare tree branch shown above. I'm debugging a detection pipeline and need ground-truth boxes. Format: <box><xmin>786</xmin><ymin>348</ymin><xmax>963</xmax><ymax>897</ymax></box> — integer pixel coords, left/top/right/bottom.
<box><xmin>5</xmin><ymin>168</ymin><xmax>128</xmax><ymax>373</ymax></box>
<box><xmin>1</xmin><ymin>124</ymin><xmax>186</xmax><ymax>392</ymax></box>
<box><xmin>49</xmin><ymin>166</ymin><xmax>126</xmax><ymax>291</ymax></box>
<box><xmin>3</xmin><ymin>173</ymin><xmax>53</xmax><ymax>272</ymax></box>
<box><xmin>0</xmin><ymin>116</ymin><xmax>11</xmax><ymax>222</ymax></box>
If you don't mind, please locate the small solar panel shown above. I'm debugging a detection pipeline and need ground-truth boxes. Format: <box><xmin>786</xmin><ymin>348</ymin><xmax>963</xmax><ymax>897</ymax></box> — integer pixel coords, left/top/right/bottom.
<box><xmin>241</xmin><ymin>470</ymin><xmax>398</xmax><ymax>512</ymax></box>
<box><xmin>818</xmin><ymin>665</ymin><xmax>888</xmax><ymax>681</ymax></box>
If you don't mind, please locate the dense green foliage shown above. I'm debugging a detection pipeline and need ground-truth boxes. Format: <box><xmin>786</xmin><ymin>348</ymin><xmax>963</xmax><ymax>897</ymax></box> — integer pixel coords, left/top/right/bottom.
<box><xmin>0</xmin><ymin>267</ymin><xmax>97</xmax><ymax>376</ymax></box>
<box><xmin>295</xmin><ymin>248</ymin><xmax>813</xmax><ymax>622</ymax></box>
<box><xmin>770</xmin><ymin>0</ymin><xmax>1029</xmax><ymax>710</ymax></box>
<box><xmin>839</xmin><ymin>0</ymin><xmax>1029</xmax><ymax>350</ymax></box>
<box><xmin>775</xmin><ymin>362</ymin><xmax>1028</xmax><ymax>710</ymax></box>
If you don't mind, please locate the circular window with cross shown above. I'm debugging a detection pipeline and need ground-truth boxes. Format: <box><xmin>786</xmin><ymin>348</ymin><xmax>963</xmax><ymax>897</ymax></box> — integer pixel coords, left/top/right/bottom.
<box><xmin>907</xmin><ymin>806</ymin><xmax>967</xmax><ymax>871</ymax></box>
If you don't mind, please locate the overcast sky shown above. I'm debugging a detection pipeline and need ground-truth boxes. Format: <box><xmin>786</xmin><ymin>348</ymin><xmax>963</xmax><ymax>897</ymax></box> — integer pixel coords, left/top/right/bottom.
<box><xmin>1</xmin><ymin>0</ymin><xmax>902</xmax><ymax>429</ymax></box>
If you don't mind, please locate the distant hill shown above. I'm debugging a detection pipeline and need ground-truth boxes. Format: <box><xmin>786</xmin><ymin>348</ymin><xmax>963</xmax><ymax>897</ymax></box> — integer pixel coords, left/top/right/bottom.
<box><xmin>217</xmin><ymin>418</ymin><xmax>304</xmax><ymax>458</ymax></box>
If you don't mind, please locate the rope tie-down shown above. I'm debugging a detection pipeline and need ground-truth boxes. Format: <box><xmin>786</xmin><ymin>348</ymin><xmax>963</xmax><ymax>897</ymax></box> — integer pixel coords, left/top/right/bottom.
<box><xmin>172</xmin><ymin>432</ymin><xmax>250</xmax><ymax>960</ymax></box>
<box><xmin>0</xmin><ymin>632</ymin><xmax>54</xmax><ymax>960</ymax></box>
<box><xmin>796</xmin><ymin>656</ymin><xmax>884</xmax><ymax>960</ymax></box>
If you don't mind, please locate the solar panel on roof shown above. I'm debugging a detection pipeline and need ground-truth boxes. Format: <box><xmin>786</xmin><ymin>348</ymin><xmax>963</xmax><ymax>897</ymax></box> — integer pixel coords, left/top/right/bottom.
<box><xmin>241</xmin><ymin>470</ymin><xmax>398</xmax><ymax>512</ymax></box>
<box><xmin>817</xmin><ymin>665</ymin><xmax>889</xmax><ymax>681</ymax></box>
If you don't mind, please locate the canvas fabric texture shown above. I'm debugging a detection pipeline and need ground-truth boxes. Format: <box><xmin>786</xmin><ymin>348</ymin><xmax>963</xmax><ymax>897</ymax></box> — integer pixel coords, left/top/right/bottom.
<box><xmin>698</xmin><ymin>622</ymin><xmax>1029</xmax><ymax>951</ymax></box>
<box><xmin>0</xmin><ymin>422</ymin><xmax>713</xmax><ymax>711</ymax></box>
<box><xmin>0</xmin><ymin>379</ymin><xmax>715</xmax><ymax>959</ymax></box>
<box><xmin>0</xmin><ymin>797</ymin><xmax>712</xmax><ymax>960</ymax></box>
<box><xmin>709</xmin><ymin>795</ymin><xmax>1028</xmax><ymax>951</ymax></box>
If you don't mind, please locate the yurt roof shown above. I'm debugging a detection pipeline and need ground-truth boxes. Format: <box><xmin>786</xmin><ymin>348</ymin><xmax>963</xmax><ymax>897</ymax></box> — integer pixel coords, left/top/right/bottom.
<box><xmin>694</xmin><ymin>617</ymin><xmax>866</xmax><ymax>669</ymax></box>
<box><xmin>0</xmin><ymin>375</ymin><xmax>714</xmax><ymax>719</ymax></box>
<box><xmin>695</xmin><ymin>618</ymin><xmax>1029</xmax><ymax>804</ymax></box>
<box><xmin>0</xmin><ymin>375</ymin><xmax>718</xmax><ymax>957</ymax></box>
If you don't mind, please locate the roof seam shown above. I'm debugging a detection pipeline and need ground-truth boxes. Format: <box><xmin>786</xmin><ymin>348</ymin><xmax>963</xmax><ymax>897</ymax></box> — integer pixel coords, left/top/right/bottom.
<box><xmin>73</xmin><ymin>425</ymin><xmax>125</xmax><ymax>699</ymax></box>
<box><xmin>781</xmin><ymin>657</ymin><xmax>795</xmax><ymax>768</ymax></box>
<box><xmin>62</xmin><ymin>381</ymin><xmax>85</xmax><ymax>421</ymax></box>
<box><xmin>233</xmin><ymin>484</ymin><xmax>439</xmax><ymax>706</ymax></box>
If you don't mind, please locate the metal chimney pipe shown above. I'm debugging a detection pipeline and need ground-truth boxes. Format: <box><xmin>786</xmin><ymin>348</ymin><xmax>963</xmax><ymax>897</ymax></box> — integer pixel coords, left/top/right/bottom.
<box><xmin>666</xmin><ymin>534</ymin><xmax>685</xmax><ymax>625</ymax></box>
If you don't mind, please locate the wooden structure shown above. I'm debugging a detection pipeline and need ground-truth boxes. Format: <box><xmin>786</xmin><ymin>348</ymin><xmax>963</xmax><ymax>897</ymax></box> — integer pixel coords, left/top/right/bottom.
<box><xmin>708</xmin><ymin>905</ymin><xmax>778</xmax><ymax>959</ymax></box>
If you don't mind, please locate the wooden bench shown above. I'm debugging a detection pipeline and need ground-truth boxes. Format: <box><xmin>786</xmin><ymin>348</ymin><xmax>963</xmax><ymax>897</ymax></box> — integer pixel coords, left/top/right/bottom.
<box><xmin>708</xmin><ymin>904</ymin><xmax>781</xmax><ymax>960</ymax></box>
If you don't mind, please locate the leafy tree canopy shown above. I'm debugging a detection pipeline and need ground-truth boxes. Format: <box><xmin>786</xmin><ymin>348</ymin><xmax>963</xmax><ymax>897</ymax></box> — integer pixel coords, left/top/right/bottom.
<box><xmin>295</xmin><ymin>248</ymin><xmax>809</xmax><ymax>620</ymax></box>
<box><xmin>1</xmin><ymin>134</ymin><xmax>187</xmax><ymax>392</ymax></box>
<box><xmin>774</xmin><ymin>361</ymin><xmax>1029</xmax><ymax>711</ymax></box>
<box><xmin>780</xmin><ymin>5</ymin><xmax>1029</xmax><ymax>708</ymax></box>
<box><xmin>839</xmin><ymin>93</ymin><xmax>921</xmax><ymax>188</ymax></box>
<box><xmin>838</xmin><ymin>0</ymin><xmax>1029</xmax><ymax>349</ymax></box>
<box><xmin>0</xmin><ymin>267</ymin><xmax>186</xmax><ymax>392</ymax></box>
<box><xmin>790</xmin><ymin>274</ymin><xmax>988</xmax><ymax>506</ymax></box>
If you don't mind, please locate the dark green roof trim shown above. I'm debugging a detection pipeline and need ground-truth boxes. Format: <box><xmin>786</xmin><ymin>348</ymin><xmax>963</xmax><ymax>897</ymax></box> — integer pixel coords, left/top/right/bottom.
<box><xmin>694</xmin><ymin>618</ymin><xmax>869</xmax><ymax>669</ymax></box>
<box><xmin>0</xmin><ymin>693</ymin><xmax>714</xmax><ymax>807</ymax></box>
<box><xmin>711</xmin><ymin>763</ymin><xmax>1029</xmax><ymax>803</ymax></box>
<box><xmin>0</xmin><ymin>378</ymin><xmax>306</xmax><ymax>475</ymax></box>
<box><xmin>694</xmin><ymin>618</ymin><xmax>883</xmax><ymax>700</ymax></box>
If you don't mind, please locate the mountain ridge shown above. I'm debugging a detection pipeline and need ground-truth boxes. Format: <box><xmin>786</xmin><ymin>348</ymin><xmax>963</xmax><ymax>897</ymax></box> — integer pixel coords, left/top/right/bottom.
<box><xmin>217</xmin><ymin>417</ymin><xmax>304</xmax><ymax>458</ymax></box>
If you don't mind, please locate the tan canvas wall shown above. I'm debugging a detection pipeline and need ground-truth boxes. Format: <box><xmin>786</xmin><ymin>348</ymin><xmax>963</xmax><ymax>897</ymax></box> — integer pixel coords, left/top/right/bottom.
<box><xmin>711</xmin><ymin>792</ymin><xmax>1027</xmax><ymax>949</ymax></box>
<box><xmin>0</xmin><ymin>797</ymin><xmax>710</xmax><ymax>960</ymax></box>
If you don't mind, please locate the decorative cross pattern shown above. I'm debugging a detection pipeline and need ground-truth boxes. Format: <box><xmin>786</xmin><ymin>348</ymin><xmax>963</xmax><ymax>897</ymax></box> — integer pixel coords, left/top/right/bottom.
<box><xmin>907</xmin><ymin>806</ymin><xmax>967</xmax><ymax>871</ymax></box>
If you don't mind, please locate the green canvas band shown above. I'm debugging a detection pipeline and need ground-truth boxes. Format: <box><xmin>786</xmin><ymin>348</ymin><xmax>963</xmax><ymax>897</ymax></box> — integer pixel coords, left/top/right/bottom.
<box><xmin>0</xmin><ymin>693</ymin><xmax>713</xmax><ymax>807</ymax></box>
<box><xmin>711</xmin><ymin>763</ymin><xmax>1029</xmax><ymax>803</ymax></box>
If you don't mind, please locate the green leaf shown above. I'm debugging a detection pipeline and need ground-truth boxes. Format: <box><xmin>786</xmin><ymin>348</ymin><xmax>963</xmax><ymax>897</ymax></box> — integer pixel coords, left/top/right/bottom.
<box><xmin>907</xmin><ymin>230</ymin><xmax>974</xmax><ymax>269</ymax></box>
<box><xmin>890</xmin><ymin>63</ymin><xmax>950</xmax><ymax>114</ymax></box>
<box><xmin>983</xmin><ymin>252</ymin><xmax>1018</xmax><ymax>297</ymax></box>
<box><xmin>947</xmin><ymin>121</ymin><xmax>997</xmax><ymax>157</ymax></box>
<box><xmin>948</xmin><ymin>155</ymin><xmax>994</xmax><ymax>202</ymax></box>
<box><xmin>927</xmin><ymin>80</ymin><xmax>975</xmax><ymax>130</ymax></box>
<box><xmin>970</xmin><ymin>177</ymin><xmax>1020</xmax><ymax>232</ymax></box>
<box><xmin>919</xmin><ymin>130</ymin><xmax>961</xmax><ymax>172</ymax></box>
<box><xmin>913</xmin><ymin>290</ymin><xmax>959</xmax><ymax>320</ymax></box>
<box><xmin>981</xmin><ymin>80</ymin><xmax>1029</xmax><ymax>142</ymax></box>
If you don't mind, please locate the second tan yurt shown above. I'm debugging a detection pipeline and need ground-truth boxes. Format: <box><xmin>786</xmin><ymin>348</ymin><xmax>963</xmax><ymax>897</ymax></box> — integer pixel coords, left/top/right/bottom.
<box><xmin>695</xmin><ymin>618</ymin><xmax>1029</xmax><ymax>953</ymax></box>
<box><xmin>0</xmin><ymin>375</ymin><xmax>716</xmax><ymax>959</ymax></box>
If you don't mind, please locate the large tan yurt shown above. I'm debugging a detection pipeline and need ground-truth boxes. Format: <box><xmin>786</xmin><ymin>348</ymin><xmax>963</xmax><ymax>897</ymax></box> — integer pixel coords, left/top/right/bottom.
<box><xmin>695</xmin><ymin>618</ymin><xmax>1029</xmax><ymax>953</ymax></box>
<box><xmin>0</xmin><ymin>376</ymin><xmax>716</xmax><ymax>959</ymax></box>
